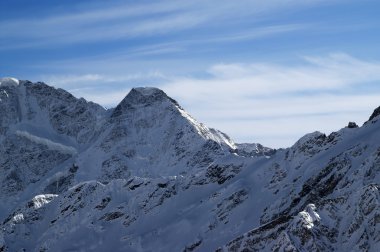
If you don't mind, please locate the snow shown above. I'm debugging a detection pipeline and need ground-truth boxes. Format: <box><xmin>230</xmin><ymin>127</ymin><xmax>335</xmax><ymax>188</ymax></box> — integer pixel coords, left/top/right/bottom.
<box><xmin>305</xmin><ymin>204</ymin><xmax>320</xmax><ymax>223</ymax></box>
<box><xmin>236</xmin><ymin>143</ymin><xmax>260</xmax><ymax>153</ymax></box>
<box><xmin>292</xmin><ymin>131</ymin><xmax>324</xmax><ymax>147</ymax></box>
<box><xmin>133</xmin><ymin>87</ymin><xmax>161</xmax><ymax>96</ymax></box>
<box><xmin>296</xmin><ymin>204</ymin><xmax>321</xmax><ymax>229</ymax></box>
<box><xmin>15</xmin><ymin>130</ymin><xmax>77</xmax><ymax>155</ymax></box>
<box><xmin>1</xmin><ymin>90</ymin><xmax>9</xmax><ymax>97</ymax></box>
<box><xmin>11</xmin><ymin>213</ymin><xmax>24</xmax><ymax>223</ymax></box>
<box><xmin>0</xmin><ymin>81</ymin><xmax>379</xmax><ymax>251</ymax></box>
<box><xmin>30</xmin><ymin>194</ymin><xmax>58</xmax><ymax>209</ymax></box>
<box><xmin>0</xmin><ymin>77</ymin><xmax>19</xmax><ymax>87</ymax></box>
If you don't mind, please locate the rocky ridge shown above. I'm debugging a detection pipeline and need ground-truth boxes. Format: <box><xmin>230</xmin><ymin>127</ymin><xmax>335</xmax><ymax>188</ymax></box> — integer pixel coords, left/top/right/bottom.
<box><xmin>0</xmin><ymin>78</ymin><xmax>379</xmax><ymax>251</ymax></box>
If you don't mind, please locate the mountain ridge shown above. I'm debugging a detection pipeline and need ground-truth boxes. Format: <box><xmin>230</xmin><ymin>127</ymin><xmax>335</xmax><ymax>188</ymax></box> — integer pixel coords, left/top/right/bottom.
<box><xmin>0</xmin><ymin>79</ymin><xmax>379</xmax><ymax>251</ymax></box>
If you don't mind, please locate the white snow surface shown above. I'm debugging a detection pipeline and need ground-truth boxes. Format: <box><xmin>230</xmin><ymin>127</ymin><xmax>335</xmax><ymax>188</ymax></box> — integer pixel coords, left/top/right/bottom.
<box><xmin>30</xmin><ymin>194</ymin><xmax>58</xmax><ymax>209</ymax></box>
<box><xmin>296</xmin><ymin>204</ymin><xmax>321</xmax><ymax>229</ymax></box>
<box><xmin>0</xmin><ymin>81</ymin><xmax>379</xmax><ymax>252</ymax></box>
<box><xmin>11</xmin><ymin>213</ymin><xmax>24</xmax><ymax>223</ymax></box>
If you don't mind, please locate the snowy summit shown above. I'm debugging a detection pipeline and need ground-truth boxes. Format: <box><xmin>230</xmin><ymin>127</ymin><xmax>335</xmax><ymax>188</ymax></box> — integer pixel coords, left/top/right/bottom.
<box><xmin>133</xmin><ymin>87</ymin><xmax>162</xmax><ymax>96</ymax></box>
<box><xmin>0</xmin><ymin>77</ymin><xmax>19</xmax><ymax>87</ymax></box>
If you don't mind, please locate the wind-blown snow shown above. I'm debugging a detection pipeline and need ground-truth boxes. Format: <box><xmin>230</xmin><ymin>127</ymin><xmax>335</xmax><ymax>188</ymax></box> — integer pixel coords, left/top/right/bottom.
<box><xmin>15</xmin><ymin>130</ymin><xmax>77</xmax><ymax>155</ymax></box>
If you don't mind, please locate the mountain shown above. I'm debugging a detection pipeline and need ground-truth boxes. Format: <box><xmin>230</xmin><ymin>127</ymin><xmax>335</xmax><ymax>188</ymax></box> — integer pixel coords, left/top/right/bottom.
<box><xmin>0</xmin><ymin>78</ymin><xmax>379</xmax><ymax>252</ymax></box>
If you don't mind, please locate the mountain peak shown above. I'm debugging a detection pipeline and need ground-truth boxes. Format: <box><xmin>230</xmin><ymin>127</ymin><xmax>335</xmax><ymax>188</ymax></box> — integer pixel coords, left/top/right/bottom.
<box><xmin>1</xmin><ymin>80</ymin><xmax>380</xmax><ymax>251</ymax></box>
<box><xmin>132</xmin><ymin>87</ymin><xmax>163</xmax><ymax>96</ymax></box>
<box><xmin>111</xmin><ymin>87</ymin><xmax>180</xmax><ymax>117</ymax></box>
<box><xmin>0</xmin><ymin>77</ymin><xmax>19</xmax><ymax>87</ymax></box>
<box><xmin>126</xmin><ymin>87</ymin><xmax>175</xmax><ymax>105</ymax></box>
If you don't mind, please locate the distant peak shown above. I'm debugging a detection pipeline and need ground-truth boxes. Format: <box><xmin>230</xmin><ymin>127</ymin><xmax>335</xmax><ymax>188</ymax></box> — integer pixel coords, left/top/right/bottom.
<box><xmin>0</xmin><ymin>77</ymin><xmax>19</xmax><ymax>87</ymax></box>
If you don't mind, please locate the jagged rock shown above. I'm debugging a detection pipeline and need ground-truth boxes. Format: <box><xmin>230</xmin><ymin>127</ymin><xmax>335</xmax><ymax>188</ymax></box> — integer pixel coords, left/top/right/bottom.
<box><xmin>0</xmin><ymin>80</ymin><xmax>379</xmax><ymax>251</ymax></box>
<box><xmin>368</xmin><ymin>105</ymin><xmax>380</xmax><ymax>122</ymax></box>
<box><xmin>347</xmin><ymin>121</ymin><xmax>359</xmax><ymax>128</ymax></box>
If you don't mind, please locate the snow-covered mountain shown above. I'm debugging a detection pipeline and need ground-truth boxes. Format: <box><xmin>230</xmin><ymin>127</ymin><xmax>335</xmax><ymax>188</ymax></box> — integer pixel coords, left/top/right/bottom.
<box><xmin>0</xmin><ymin>78</ymin><xmax>379</xmax><ymax>251</ymax></box>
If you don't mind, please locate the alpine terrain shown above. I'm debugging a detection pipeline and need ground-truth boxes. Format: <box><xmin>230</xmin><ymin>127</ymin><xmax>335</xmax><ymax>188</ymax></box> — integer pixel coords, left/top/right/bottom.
<box><xmin>0</xmin><ymin>77</ymin><xmax>379</xmax><ymax>251</ymax></box>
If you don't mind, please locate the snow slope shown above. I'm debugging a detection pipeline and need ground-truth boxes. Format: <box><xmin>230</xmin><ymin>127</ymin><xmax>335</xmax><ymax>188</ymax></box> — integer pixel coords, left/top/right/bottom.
<box><xmin>0</xmin><ymin>80</ymin><xmax>379</xmax><ymax>251</ymax></box>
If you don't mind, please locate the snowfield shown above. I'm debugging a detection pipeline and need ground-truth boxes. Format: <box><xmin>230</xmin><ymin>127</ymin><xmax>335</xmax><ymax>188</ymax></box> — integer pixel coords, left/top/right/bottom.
<box><xmin>0</xmin><ymin>80</ymin><xmax>379</xmax><ymax>251</ymax></box>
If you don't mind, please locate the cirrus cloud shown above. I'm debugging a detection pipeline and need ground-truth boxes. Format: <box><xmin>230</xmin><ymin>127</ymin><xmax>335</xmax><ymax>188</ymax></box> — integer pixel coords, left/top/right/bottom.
<box><xmin>40</xmin><ymin>53</ymin><xmax>380</xmax><ymax>148</ymax></box>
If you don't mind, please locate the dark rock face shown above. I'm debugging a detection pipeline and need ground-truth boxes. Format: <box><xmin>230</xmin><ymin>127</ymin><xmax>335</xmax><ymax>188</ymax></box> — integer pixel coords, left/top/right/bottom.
<box><xmin>369</xmin><ymin>106</ymin><xmax>380</xmax><ymax>121</ymax></box>
<box><xmin>111</xmin><ymin>87</ymin><xmax>180</xmax><ymax>118</ymax></box>
<box><xmin>25</xmin><ymin>82</ymin><xmax>106</xmax><ymax>143</ymax></box>
<box><xmin>0</xmin><ymin>85</ymin><xmax>21</xmax><ymax>134</ymax></box>
<box><xmin>0</xmin><ymin>134</ymin><xmax>73</xmax><ymax>197</ymax></box>
<box><xmin>367</xmin><ymin>105</ymin><xmax>380</xmax><ymax>122</ymax></box>
<box><xmin>205</xmin><ymin>164</ymin><xmax>242</xmax><ymax>185</ymax></box>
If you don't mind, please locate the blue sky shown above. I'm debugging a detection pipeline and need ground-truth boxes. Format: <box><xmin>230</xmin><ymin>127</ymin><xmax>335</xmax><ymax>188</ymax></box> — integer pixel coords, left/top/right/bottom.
<box><xmin>1</xmin><ymin>0</ymin><xmax>380</xmax><ymax>148</ymax></box>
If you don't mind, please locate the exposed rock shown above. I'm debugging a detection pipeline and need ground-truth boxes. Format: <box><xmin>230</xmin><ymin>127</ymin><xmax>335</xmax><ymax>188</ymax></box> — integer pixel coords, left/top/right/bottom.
<box><xmin>0</xmin><ymin>80</ymin><xmax>379</xmax><ymax>251</ymax></box>
<box><xmin>347</xmin><ymin>121</ymin><xmax>359</xmax><ymax>128</ymax></box>
<box><xmin>368</xmin><ymin>105</ymin><xmax>380</xmax><ymax>122</ymax></box>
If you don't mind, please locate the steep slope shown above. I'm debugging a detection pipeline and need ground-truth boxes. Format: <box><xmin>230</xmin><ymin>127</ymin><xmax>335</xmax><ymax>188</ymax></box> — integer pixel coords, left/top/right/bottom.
<box><xmin>75</xmin><ymin>87</ymin><xmax>236</xmax><ymax>182</ymax></box>
<box><xmin>219</xmin><ymin>118</ymin><xmax>380</xmax><ymax>251</ymax></box>
<box><xmin>0</xmin><ymin>79</ymin><xmax>106</xmax><ymax>218</ymax></box>
<box><xmin>0</xmin><ymin>80</ymin><xmax>241</xmax><ymax>223</ymax></box>
<box><xmin>0</xmin><ymin>79</ymin><xmax>378</xmax><ymax>252</ymax></box>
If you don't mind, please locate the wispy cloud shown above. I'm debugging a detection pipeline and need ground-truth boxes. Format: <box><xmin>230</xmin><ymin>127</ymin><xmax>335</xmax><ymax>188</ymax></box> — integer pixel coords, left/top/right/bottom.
<box><xmin>3</xmin><ymin>0</ymin><xmax>373</xmax><ymax>148</ymax></box>
<box><xmin>163</xmin><ymin>53</ymin><xmax>380</xmax><ymax>100</ymax></box>
<box><xmin>42</xmin><ymin>72</ymin><xmax>168</xmax><ymax>108</ymax></box>
<box><xmin>42</xmin><ymin>53</ymin><xmax>380</xmax><ymax>148</ymax></box>
<box><xmin>158</xmin><ymin>53</ymin><xmax>380</xmax><ymax>147</ymax></box>
<box><xmin>0</xmin><ymin>0</ymin><xmax>333</xmax><ymax>50</ymax></box>
<box><xmin>42</xmin><ymin>74</ymin><xmax>104</xmax><ymax>86</ymax></box>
